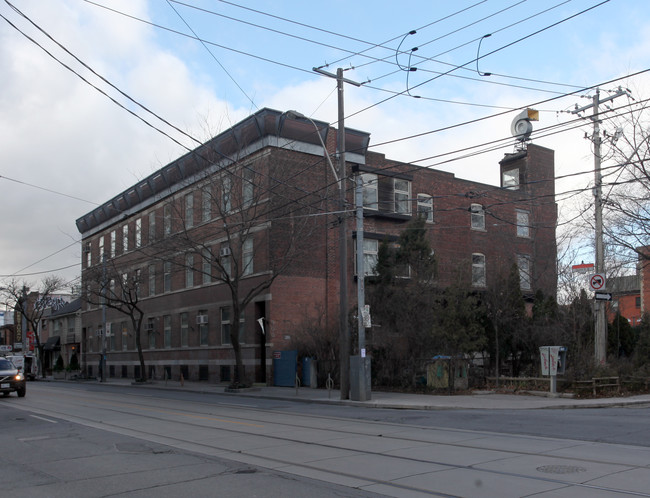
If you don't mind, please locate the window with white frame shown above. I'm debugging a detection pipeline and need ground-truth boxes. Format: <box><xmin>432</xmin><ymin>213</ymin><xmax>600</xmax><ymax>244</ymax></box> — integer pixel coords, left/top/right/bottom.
<box><xmin>221</xmin><ymin>245</ymin><xmax>231</xmax><ymax>278</ymax></box>
<box><xmin>516</xmin><ymin>209</ymin><xmax>530</xmax><ymax>238</ymax></box>
<box><xmin>201</xmin><ymin>188</ymin><xmax>211</xmax><ymax>222</ymax></box>
<box><xmin>147</xmin><ymin>318</ymin><xmax>156</xmax><ymax>349</ymax></box>
<box><xmin>198</xmin><ymin>309</ymin><xmax>209</xmax><ymax>346</ymax></box>
<box><xmin>361</xmin><ymin>173</ymin><xmax>378</xmax><ymax>210</ymax></box>
<box><xmin>243</xmin><ymin>238</ymin><xmax>253</xmax><ymax>276</ymax></box>
<box><xmin>221</xmin><ymin>307</ymin><xmax>244</xmax><ymax>344</ymax></box>
<box><xmin>517</xmin><ymin>254</ymin><xmax>532</xmax><ymax>290</ymax></box>
<box><xmin>85</xmin><ymin>241</ymin><xmax>92</xmax><ymax>267</ymax></box>
<box><xmin>135</xmin><ymin>218</ymin><xmax>142</xmax><ymax>247</ymax></box>
<box><xmin>472</xmin><ymin>253</ymin><xmax>486</xmax><ymax>287</ymax></box>
<box><xmin>121</xmin><ymin>321</ymin><xmax>128</xmax><ymax>351</ymax></box>
<box><xmin>394</xmin><ymin>178</ymin><xmax>411</xmax><ymax>214</ymax></box>
<box><xmin>110</xmin><ymin>230</ymin><xmax>116</xmax><ymax>257</ymax></box>
<box><xmin>148</xmin><ymin>212</ymin><xmax>156</xmax><ymax>243</ymax></box>
<box><xmin>163</xmin><ymin>315</ymin><xmax>171</xmax><ymax>349</ymax></box>
<box><xmin>148</xmin><ymin>264</ymin><xmax>156</xmax><ymax>296</ymax></box>
<box><xmin>362</xmin><ymin>238</ymin><xmax>379</xmax><ymax>276</ymax></box>
<box><xmin>134</xmin><ymin>268</ymin><xmax>141</xmax><ymax>297</ymax></box>
<box><xmin>185</xmin><ymin>193</ymin><xmax>194</xmax><ymax>228</ymax></box>
<box><xmin>503</xmin><ymin>168</ymin><xmax>519</xmax><ymax>189</ymax></box>
<box><xmin>163</xmin><ymin>261</ymin><xmax>171</xmax><ymax>292</ymax></box>
<box><xmin>185</xmin><ymin>253</ymin><xmax>194</xmax><ymax>288</ymax></box>
<box><xmin>202</xmin><ymin>249</ymin><xmax>211</xmax><ymax>284</ymax></box>
<box><xmin>222</xmin><ymin>176</ymin><xmax>232</xmax><ymax>212</ymax></box>
<box><xmin>180</xmin><ymin>312</ymin><xmax>188</xmax><ymax>347</ymax></box>
<box><xmin>122</xmin><ymin>224</ymin><xmax>129</xmax><ymax>252</ymax></box>
<box><xmin>99</xmin><ymin>236</ymin><xmax>104</xmax><ymax>259</ymax></box>
<box><xmin>163</xmin><ymin>204</ymin><xmax>172</xmax><ymax>236</ymax></box>
<box><xmin>121</xmin><ymin>272</ymin><xmax>128</xmax><ymax>300</ymax></box>
<box><xmin>470</xmin><ymin>204</ymin><xmax>485</xmax><ymax>230</ymax></box>
<box><xmin>107</xmin><ymin>323</ymin><xmax>115</xmax><ymax>351</ymax></box>
<box><xmin>417</xmin><ymin>194</ymin><xmax>433</xmax><ymax>222</ymax></box>
<box><xmin>243</xmin><ymin>168</ymin><xmax>254</xmax><ymax>207</ymax></box>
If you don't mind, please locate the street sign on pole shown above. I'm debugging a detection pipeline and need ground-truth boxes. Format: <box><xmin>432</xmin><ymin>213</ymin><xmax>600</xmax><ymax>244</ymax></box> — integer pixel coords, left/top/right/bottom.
<box><xmin>590</xmin><ymin>274</ymin><xmax>606</xmax><ymax>291</ymax></box>
<box><xmin>594</xmin><ymin>292</ymin><xmax>613</xmax><ymax>301</ymax></box>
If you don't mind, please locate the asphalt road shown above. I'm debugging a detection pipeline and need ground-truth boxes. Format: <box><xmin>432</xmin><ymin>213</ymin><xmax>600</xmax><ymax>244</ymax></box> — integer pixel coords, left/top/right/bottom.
<box><xmin>3</xmin><ymin>382</ymin><xmax>650</xmax><ymax>497</ymax></box>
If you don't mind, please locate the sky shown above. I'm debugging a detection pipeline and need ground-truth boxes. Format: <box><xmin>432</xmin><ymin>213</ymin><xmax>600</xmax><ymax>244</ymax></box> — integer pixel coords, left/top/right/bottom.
<box><xmin>1</xmin><ymin>0</ymin><xmax>649</xmax><ymax>289</ymax></box>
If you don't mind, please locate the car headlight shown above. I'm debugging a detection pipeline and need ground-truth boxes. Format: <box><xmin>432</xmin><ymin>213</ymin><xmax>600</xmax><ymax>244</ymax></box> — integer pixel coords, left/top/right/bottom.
<box><xmin>14</xmin><ymin>373</ymin><xmax>24</xmax><ymax>381</ymax></box>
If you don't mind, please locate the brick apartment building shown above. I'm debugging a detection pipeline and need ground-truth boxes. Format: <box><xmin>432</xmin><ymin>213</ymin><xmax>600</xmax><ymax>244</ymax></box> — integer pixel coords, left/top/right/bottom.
<box><xmin>76</xmin><ymin>108</ymin><xmax>557</xmax><ymax>384</ymax></box>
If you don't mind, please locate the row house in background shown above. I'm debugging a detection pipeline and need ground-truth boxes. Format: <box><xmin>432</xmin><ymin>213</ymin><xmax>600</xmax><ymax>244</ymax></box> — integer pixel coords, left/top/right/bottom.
<box><xmin>76</xmin><ymin>108</ymin><xmax>557</xmax><ymax>384</ymax></box>
<box><xmin>607</xmin><ymin>273</ymin><xmax>642</xmax><ymax>326</ymax></box>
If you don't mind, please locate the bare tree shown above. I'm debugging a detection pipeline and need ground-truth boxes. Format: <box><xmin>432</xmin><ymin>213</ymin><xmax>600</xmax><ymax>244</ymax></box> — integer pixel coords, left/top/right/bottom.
<box><xmin>2</xmin><ymin>276</ymin><xmax>65</xmax><ymax>377</ymax></box>
<box><xmin>84</xmin><ymin>259</ymin><xmax>148</xmax><ymax>381</ymax></box>
<box><xmin>140</xmin><ymin>147</ymin><xmax>323</xmax><ymax>387</ymax></box>
<box><xmin>598</xmin><ymin>94</ymin><xmax>650</xmax><ymax>263</ymax></box>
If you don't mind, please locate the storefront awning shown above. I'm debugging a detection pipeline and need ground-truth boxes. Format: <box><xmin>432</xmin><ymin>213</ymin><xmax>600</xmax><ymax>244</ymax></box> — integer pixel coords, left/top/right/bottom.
<box><xmin>42</xmin><ymin>336</ymin><xmax>61</xmax><ymax>351</ymax></box>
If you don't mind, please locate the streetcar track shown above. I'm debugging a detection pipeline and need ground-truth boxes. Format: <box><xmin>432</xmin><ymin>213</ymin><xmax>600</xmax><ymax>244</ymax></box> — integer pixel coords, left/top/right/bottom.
<box><xmin>14</xmin><ymin>386</ymin><xmax>650</xmax><ymax>497</ymax></box>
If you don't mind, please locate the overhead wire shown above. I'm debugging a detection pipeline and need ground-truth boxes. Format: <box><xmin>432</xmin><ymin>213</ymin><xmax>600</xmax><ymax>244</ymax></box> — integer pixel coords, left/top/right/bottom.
<box><xmin>2</xmin><ymin>1</ymin><xmax>638</xmax><ymax>278</ymax></box>
<box><xmin>164</xmin><ymin>0</ymin><xmax>258</xmax><ymax>110</ymax></box>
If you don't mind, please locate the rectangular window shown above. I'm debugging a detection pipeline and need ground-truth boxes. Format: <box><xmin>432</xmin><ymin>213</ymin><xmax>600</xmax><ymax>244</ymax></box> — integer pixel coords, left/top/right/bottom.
<box><xmin>394</xmin><ymin>179</ymin><xmax>411</xmax><ymax>214</ymax></box>
<box><xmin>185</xmin><ymin>253</ymin><xmax>194</xmax><ymax>287</ymax></box>
<box><xmin>148</xmin><ymin>329</ymin><xmax>156</xmax><ymax>350</ymax></box>
<box><xmin>163</xmin><ymin>204</ymin><xmax>172</xmax><ymax>236</ymax></box>
<box><xmin>220</xmin><ymin>307</ymin><xmax>244</xmax><ymax>344</ymax></box>
<box><xmin>135</xmin><ymin>218</ymin><xmax>142</xmax><ymax>247</ymax></box>
<box><xmin>471</xmin><ymin>204</ymin><xmax>485</xmax><ymax>230</ymax></box>
<box><xmin>472</xmin><ymin>253</ymin><xmax>486</xmax><ymax>287</ymax></box>
<box><xmin>361</xmin><ymin>173</ymin><xmax>378</xmax><ymax>210</ymax></box>
<box><xmin>202</xmin><ymin>249</ymin><xmax>212</xmax><ymax>284</ymax></box>
<box><xmin>148</xmin><ymin>212</ymin><xmax>156</xmax><ymax>243</ymax></box>
<box><xmin>163</xmin><ymin>261</ymin><xmax>172</xmax><ymax>292</ymax></box>
<box><xmin>110</xmin><ymin>230</ymin><xmax>116</xmax><ymax>257</ymax></box>
<box><xmin>185</xmin><ymin>193</ymin><xmax>194</xmax><ymax>228</ymax></box>
<box><xmin>201</xmin><ymin>188</ymin><xmax>211</xmax><ymax>222</ymax></box>
<box><xmin>180</xmin><ymin>312</ymin><xmax>188</xmax><ymax>347</ymax></box>
<box><xmin>99</xmin><ymin>236</ymin><xmax>104</xmax><ymax>259</ymax></box>
<box><xmin>517</xmin><ymin>254</ymin><xmax>532</xmax><ymax>290</ymax></box>
<box><xmin>243</xmin><ymin>168</ymin><xmax>254</xmax><ymax>207</ymax></box>
<box><xmin>222</xmin><ymin>176</ymin><xmax>232</xmax><ymax>212</ymax></box>
<box><xmin>163</xmin><ymin>315</ymin><xmax>171</xmax><ymax>349</ymax></box>
<box><xmin>221</xmin><ymin>245</ymin><xmax>231</xmax><ymax>278</ymax></box>
<box><xmin>121</xmin><ymin>321</ymin><xmax>128</xmax><ymax>351</ymax></box>
<box><xmin>122</xmin><ymin>224</ymin><xmax>129</xmax><ymax>252</ymax></box>
<box><xmin>503</xmin><ymin>168</ymin><xmax>520</xmax><ymax>189</ymax></box>
<box><xmin>198</xmin><ymin>310</ymin><xmax>209</xmax><ymax>346</ymax></box>
<box><xmin>362</xmin><ymin>239</ymin><xmax>379</xmax><ymax>276</ymax></box>
<box><xmin>85</xmin><ymin>241</ymin><xmax>92</xmax><ymax>267</ymax></box>
<box><xmin>516</xmin><ymin>210</ymin><xmax>530</xmax><ymax>238</ymax></box>
<box><xmin>148</xmin><ymin>264</ymin><xmax>156</xmax><ymax>296</ymax></box>
<box><xmin>636</xmin><ymin>296</ymin><xmax>641</xmax><ymax>308</ymax></box>
<box><xmin>242</xmin><ymin>238</ymin><xmax>253</xmax><ymax>276</ymax></box>
<box><xmin>417</xmin><ymin>194</ymin><xmax>433</xmax><ymax>223</ymax></box>
<box><xmin>107</xmin><ymin>322</ymin><xmax>115</xmax><ymax>351</ymax></box>
<box><xmin>134</xmin><ymin>268</ymin><xmax>141</xmax><ymax>297</ymax></box>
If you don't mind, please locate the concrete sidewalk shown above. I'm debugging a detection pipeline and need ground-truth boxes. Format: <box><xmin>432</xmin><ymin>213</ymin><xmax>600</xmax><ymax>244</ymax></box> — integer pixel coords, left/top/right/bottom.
<box><xmin>50</xmin><ymin>377</ymin><xmax>650</xmax><ymax>410</ymax></box>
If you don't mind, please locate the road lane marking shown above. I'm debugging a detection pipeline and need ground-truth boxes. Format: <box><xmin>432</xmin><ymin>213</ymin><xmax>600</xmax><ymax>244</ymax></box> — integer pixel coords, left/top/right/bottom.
<box><xmin>30</xmin><ymin>415</ymin><xmax>57</xmax><ymax>423</ymax></box>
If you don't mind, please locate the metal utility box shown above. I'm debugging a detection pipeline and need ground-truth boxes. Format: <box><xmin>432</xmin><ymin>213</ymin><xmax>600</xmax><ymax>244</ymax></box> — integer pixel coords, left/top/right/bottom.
<box><xmin>272</xmin><ymin>350</ymin><xmax>297</xmax><ymax>387</ymax></box>
<box><xmin>301</xmin><ymin>357</ymin><xmax>317</xmax><ymax>388</ymax></box>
